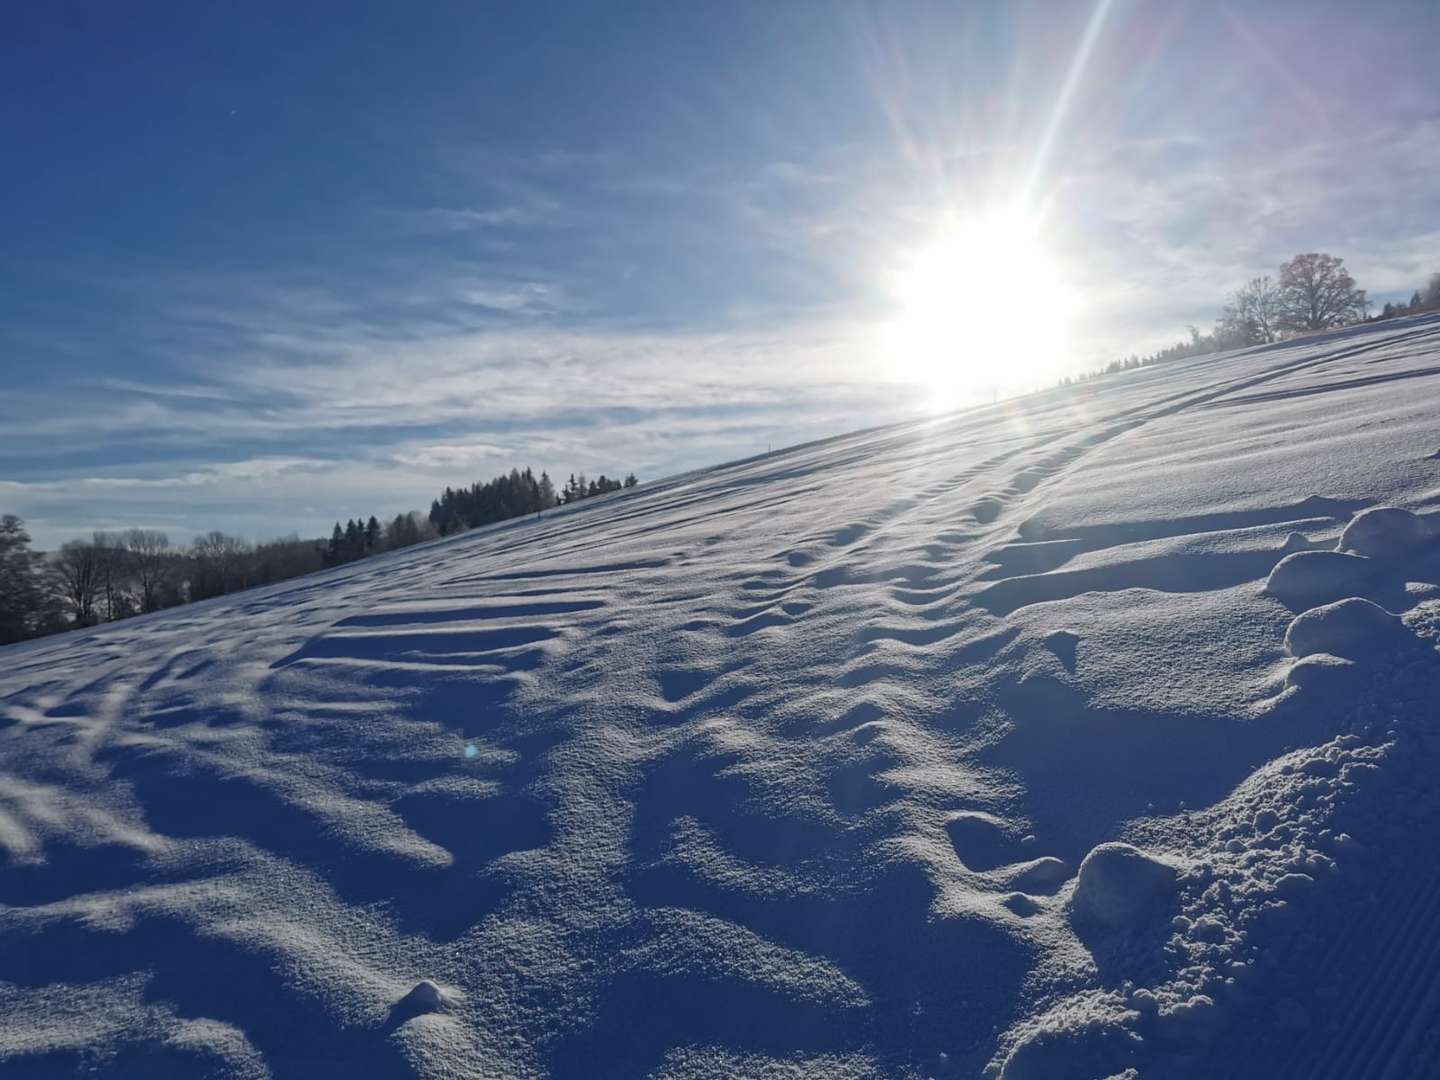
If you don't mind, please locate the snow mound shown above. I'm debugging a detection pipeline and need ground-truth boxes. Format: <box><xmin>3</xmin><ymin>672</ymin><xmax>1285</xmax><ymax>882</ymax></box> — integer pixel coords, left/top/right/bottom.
<box><xmin>1284</xmin><ymin>652</ymin><xmax>1358</xmax><ymax>691</ymax></box>
<box><xmin>1070</xmin><ymin>842</ymin><xmax>1178</xmax><ymax>929</ymax></box>
<box><xmin>1338</xmin><ymin>505</ymin><xmax>1431</xmax><ymax>560</ymax></box>
<box><xmin>998</xmin><ymin>1017</ymin><xmax>1143</xmax><ymax>1080</ymax></box>
<box><xmin>1283</xmin><ymin>597</ymin><xmax>1407</xmax><ymax>659</ymax></box>
<box><xmin>1263</xmin><ymin>550</ymin><xmax>1374</xmax><ymax>608</ymax></box>
<box><xmin>1002</xmin><ymin>892</ymin><xmax>1042</xmax><ymax>916</ymax></box>
<box><xmin>399</xmin><ymin>980</ymin><xmax>449</xmax><ymax>1014</ymax></box>
<box><xmin>1007</xmin><ymin>856</ymin><xmax>1071</xmax><ymax>894</ymax></box>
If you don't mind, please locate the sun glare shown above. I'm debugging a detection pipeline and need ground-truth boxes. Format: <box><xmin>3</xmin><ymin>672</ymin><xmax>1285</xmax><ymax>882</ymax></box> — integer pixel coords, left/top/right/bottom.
<box><xmin>880</xmin><ymin>205</ymin><xmax>1075</xmax><ymax>407</ymax></box>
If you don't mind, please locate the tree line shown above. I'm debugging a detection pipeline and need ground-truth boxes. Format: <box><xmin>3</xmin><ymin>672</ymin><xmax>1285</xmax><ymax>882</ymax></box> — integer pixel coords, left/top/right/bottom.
<box><xmin>1375</xmin><ymin>273</ymin><xmax>1440</xmax><ymax>321</ymax></box>
<box><xmin>323</xmin><ymin>512</ymin><xmax>433</xmax><ymax>566</ymax></box>
<box><xmin>428</xmin><ymin>468</ymin><xmax>636</xmax><ymax>536</ymax></box>
<box><xmin>1065</xmin><ymin>253</ymin><xmax>1439</xmax><ymax>386</ymax></box>
<box><xmin>0</xmin><ymin>465</ymin><xmax>640</xmax><ymax>644</ymax></box>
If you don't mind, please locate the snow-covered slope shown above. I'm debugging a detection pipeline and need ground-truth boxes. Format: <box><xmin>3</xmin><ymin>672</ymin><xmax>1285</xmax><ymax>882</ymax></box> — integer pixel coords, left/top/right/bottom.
<box><xmin>3</xmin><ymin>316</ymin><xmax>1440</xmax><ymax>1079</ymax></box>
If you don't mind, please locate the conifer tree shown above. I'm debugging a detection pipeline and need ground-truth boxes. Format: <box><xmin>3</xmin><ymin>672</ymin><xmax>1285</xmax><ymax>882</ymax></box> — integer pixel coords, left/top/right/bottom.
<box><xmin>0</xmin><ymin>515</ymin><xmax>46</xmax><ymax>644</ymax></box>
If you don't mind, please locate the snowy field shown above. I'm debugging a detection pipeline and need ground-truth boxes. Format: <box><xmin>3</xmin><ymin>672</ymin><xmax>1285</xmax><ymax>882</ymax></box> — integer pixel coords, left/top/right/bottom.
<box><xmin>3</xmin><ymin>315</ymin><xmax>1440</xmax><ymax>1079</ymax></box>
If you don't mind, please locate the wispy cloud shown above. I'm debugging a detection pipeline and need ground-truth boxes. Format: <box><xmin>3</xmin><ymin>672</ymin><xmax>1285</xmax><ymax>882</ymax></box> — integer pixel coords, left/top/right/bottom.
<box><xmin>6</xmin><ymin>3</ymin><xmax>1440</xmax><ymax>547</ymax></box>
<box><xmin>406</xmin><ymin>202</ymin><xmax>564</xmax><ymax>233</ymax></box>
<box><xmin>1</xmin><ymin>457</ymin><xmax>326</xmax><ymax>494</ymax></box>
<box><xmin>1</xmin><ymin>267</ymin><xmax>929</xmax><ymax>546</ymax></box>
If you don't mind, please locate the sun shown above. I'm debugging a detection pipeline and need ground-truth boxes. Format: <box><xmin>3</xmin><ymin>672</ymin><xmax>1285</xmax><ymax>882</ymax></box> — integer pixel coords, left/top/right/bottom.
<box><xmin>879</xmin><ymin>204</ymin><xmax>1075</xmax><ymax>407</ymax></box>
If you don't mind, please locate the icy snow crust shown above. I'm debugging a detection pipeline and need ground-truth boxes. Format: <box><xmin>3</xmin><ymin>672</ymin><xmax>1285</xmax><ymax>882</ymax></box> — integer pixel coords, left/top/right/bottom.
<box><xmin>3</xmin><ymin>316</ymin><xmax>1440</xmax><ymax>1079</ymax></box>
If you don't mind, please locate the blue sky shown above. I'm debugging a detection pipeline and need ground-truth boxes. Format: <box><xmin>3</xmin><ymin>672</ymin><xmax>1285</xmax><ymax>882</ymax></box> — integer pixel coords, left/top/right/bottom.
<box><xmin>4</xmin><ymin>1</ymin><xmax>1439</xmax><ymax>547</ymax></box>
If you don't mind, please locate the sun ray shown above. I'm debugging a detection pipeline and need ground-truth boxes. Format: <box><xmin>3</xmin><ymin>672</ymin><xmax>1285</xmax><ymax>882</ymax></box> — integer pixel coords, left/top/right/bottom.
<box><xmin>1022</xmin><ymin>0</ymin><xmax>1117</xmax><ymax>201</ymax></box>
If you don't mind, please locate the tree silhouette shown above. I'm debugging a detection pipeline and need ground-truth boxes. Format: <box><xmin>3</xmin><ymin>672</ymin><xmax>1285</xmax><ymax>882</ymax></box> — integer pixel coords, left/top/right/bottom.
<box><xmin>0</xmin><ymin>516</ymin><xmax>47</xmax><ymax>643</ymax></box>
<box><xmin>1218</xmin><ymin>275</ymin><xmax>1285</xmax><ymax>345</ymax></box>
<box><xmin>1278</xmin><ymin>253</ymin><xmax>1367</xmax><ymax>332</ymax></box>
<box><xmin>125</xmin><ymin>529</ymin><xmax>173</xmax><ymax>613</ymax></box>
<box><xmin>55</xmin><ymin>540</ymin><xmax>104</xmax><ymax>625</ymax></box>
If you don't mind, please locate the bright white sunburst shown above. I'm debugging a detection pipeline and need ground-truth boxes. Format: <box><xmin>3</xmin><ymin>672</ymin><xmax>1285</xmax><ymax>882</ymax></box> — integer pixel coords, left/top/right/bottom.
<box><xmin>880</xmin><ymin>205</ymin><xmax>1075</xmax><ymax>407</ymax></box>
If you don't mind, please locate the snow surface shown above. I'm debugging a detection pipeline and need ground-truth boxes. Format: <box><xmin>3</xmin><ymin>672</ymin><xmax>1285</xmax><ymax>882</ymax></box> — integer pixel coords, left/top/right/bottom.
<box><xmin>3</xmin><ymin>315</ymin><xmax>1440</xmax><ymax>1079</ymax></box>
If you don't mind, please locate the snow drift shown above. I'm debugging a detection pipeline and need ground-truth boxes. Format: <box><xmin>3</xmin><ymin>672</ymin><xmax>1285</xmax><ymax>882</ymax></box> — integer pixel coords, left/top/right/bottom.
<box><xmin>3</xmin><ymin>315</ymin><xmax>1440</xmax><ymax>1079</ymax></box>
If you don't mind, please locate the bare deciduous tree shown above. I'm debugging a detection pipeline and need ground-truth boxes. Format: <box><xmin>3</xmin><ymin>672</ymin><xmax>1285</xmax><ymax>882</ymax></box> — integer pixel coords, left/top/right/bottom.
<box><xmin>91</xmin><ymin>531</ymin><xmax>130</xmax><ymax>622</ymax></box>
<box><xmin>191</xmin><ymin>531</ymin><xmax>252</xmax><ymax>598</ymax></box>
<box><xmin>1218</xmin><ymin>275</ymin><xmax>1285</xmax><ymax>345</ymax></box>
<box><xmin>124</xmin><ymin>528</ymin><xmax>172</xmax><ymax>613</ymax></box>
<box><xmin>1278</xmin><ymin>253</ymin><xmax>1367</xmax><ymax>332</ymax></box>
<box><xmin>55</xmin><ymin>540</ymin><xmax>104</xmax><ymax>626</ymax></box>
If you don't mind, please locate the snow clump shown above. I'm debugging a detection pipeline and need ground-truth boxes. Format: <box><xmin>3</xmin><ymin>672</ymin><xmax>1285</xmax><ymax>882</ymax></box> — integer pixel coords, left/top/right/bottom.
<box><xmin>1283</xmin><ymin>597</ymin><xmax>1408</xmax><ymax>659</ymax></box>
<box><xmin>1071</xmin><ymin>843</ymin><xmax>1178</xmax><ymax>929</ymax></box>
<box><xmin>1263</xmin><ymin>551</ymin><xmax>1374</xmax><ymax>608</ymax></box>
<box><xmin>1338</xmin><ymin>505</ymin><xmax>1431</xmax><ymax>560</ymax></box>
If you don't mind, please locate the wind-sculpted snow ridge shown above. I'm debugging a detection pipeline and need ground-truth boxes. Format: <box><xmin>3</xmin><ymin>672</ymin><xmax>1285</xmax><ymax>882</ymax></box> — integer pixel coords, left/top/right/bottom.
<box><xmin>3</xmin><ymin>316</ymin><xmax>1440</xmax><ymax>1079</ymax></box>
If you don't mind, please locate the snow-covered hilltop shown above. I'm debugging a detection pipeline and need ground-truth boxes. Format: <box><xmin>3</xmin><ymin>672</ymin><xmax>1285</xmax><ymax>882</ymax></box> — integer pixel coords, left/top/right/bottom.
<box><xmin>3</xmin><ymin>316</ymin><xmax>1439</xmax><ymax>1079</ymax></box>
